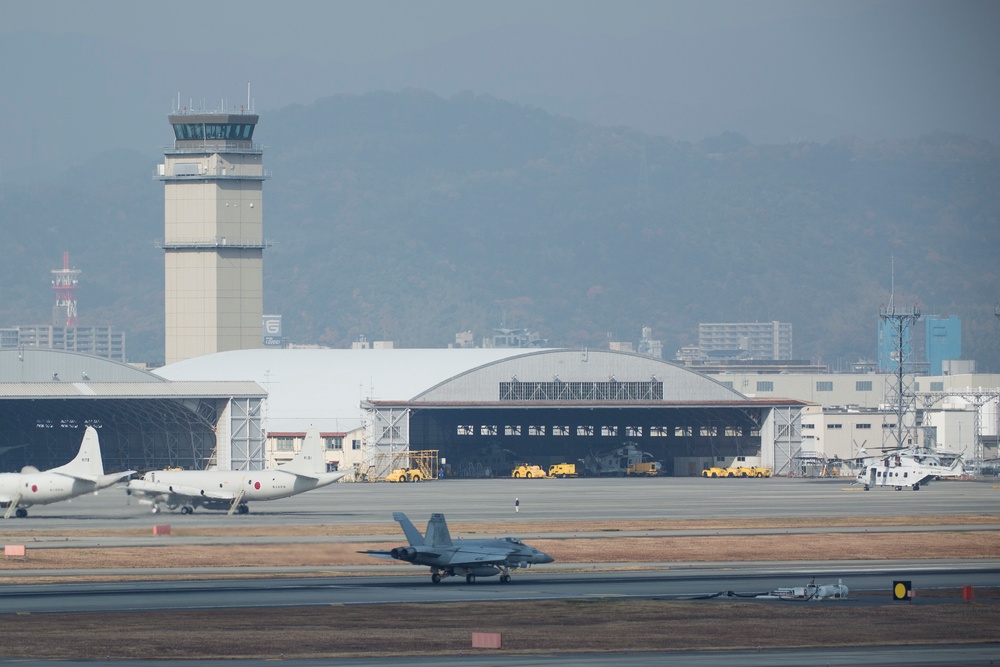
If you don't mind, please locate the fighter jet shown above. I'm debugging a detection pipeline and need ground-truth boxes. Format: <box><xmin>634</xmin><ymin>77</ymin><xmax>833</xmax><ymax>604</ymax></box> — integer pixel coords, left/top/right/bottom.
<box><xmin>0</xmin><ymin>427</ymin><xmax>133</xmax><ymax>519</ymax></box>
<box><xmin>126</xmin><ymin>426</ymin><xmax>348</xmax><ymax>515</ymax></box>
<box><xmin>361</xmin><ymin>512</ymin><xmax>555</xmax><ymax>584</ymax></box>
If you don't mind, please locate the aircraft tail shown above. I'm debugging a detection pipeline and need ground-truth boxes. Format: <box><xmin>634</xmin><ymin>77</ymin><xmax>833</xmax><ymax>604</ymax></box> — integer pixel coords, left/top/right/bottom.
<box><xmin>392</xmin><ymin>511</ymin><xmax>425</xmax><ymax>546</ymax></box>
<box><xmin>50</xmin><ymin>427</ymin><xmax>105</xmax><ymax>478</ymax></box>
<box><xmin>276</xmin><ymin>426</ymin><xmax>327</xmax><ymax>476</ymax></box>
<box><xmin>424</xmin><ymin>513</ymin><xmax>453</xmax><ymax>547</ymax></box>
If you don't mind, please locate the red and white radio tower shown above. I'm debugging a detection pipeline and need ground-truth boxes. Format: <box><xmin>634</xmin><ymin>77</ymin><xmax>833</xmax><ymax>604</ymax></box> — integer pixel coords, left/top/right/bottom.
<box><xmin>51</xmin><ymin>251</ymin><xmax>81</xmax><ymax>326</ymax></box>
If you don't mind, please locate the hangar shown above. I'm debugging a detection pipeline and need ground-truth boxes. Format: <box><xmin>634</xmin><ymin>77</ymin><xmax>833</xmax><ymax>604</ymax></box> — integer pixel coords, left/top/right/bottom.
<box><xmin>363</xmin><ymin>349</ymin><xmax>807</xmax><ymax>476</ymax></box>
<box><xmin>0</xmin><ymin>349</ymin><xmax>265</xmax><ymax>473</ymax></box>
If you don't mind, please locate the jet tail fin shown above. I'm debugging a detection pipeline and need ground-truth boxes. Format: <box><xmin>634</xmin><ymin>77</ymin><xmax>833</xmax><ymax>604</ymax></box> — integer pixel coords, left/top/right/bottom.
<box><xmin>424</xmin><ymin>513</ymin><xmax>453</xmax><ymax>547</ymax></box>
<box><xmin>50</xmin><ymin>427</ymin><xmax>105</xmax><ymax>478</ymax></box>
<box><xmin>392</xmin><ymin>511</ymin><xmax>425</xmax><ymax>546</ymax></box>
<box><xmin>276</xmin><ymin>426</ymin><xmax>327</xmax><ymax>476</ymax></box>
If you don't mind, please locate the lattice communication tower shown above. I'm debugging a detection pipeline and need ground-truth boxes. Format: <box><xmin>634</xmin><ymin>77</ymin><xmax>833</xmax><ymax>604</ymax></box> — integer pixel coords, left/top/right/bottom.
<box><xmin>880</xmin><ymin>298</ymin><xmax>920</xmax><ymax>451</ymax></box>
<box><xmin>50</xmin><ymin>251</ymin><xmax>81</xmax><ymax>326</ymax></box>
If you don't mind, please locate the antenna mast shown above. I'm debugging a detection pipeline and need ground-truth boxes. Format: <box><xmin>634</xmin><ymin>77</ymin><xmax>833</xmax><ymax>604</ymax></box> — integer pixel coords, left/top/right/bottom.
<box><xmin>879</xmin><ymin>258</ymin><xmax>920</xmax><ymax>453</ymax></box>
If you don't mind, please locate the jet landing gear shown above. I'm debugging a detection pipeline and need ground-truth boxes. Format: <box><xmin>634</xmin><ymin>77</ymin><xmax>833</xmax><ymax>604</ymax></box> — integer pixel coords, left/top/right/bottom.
<box><xmin>14</xmin><ymin>508</ymin><xmax>28</xmax><ymax>518</ymax></box>
<box><xmin>180</xmin><ymin>506</ymin><xmax>194</xmax><ymax>515</ymax></box>
<box><xmin>429</xmin><ymin>568</ymin><xmax>513</xmax><ymax>584</ymax></box>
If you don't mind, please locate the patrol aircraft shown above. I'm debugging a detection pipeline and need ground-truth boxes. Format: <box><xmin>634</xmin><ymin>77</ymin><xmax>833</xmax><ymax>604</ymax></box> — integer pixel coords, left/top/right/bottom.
<box><xmin>126</xmin><ymin>426</ymin><xmax>348</xmax><ymax>515</ymax></box>
<box><xmin>361</xmin><ymin>512</ymin><xmax>555</xmax><ymax>584</ymax></box>
<box><xmin>0</xmin><ymin>427</ymin><xmax>133</xmax><ymax>518</ymax></box>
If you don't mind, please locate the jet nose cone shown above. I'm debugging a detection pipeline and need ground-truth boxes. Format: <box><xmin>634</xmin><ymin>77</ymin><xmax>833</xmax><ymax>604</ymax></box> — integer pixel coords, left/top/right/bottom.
<box><xmin>536</xmin><ymin>552</ymin><xmax>555</xmax><ymax>564</ymax></box>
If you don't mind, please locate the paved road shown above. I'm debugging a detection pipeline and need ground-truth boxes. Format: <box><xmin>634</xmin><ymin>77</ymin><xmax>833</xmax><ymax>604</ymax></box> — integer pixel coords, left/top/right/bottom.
<box><xmin>2</xmin><ymin>645</ymin><xmax>999</xmax><ymax>667</ymax></box>
<box><xmin>2</xmin><ymin>562</ymin><xmax>997</xmax><ymax>614</ymax></box>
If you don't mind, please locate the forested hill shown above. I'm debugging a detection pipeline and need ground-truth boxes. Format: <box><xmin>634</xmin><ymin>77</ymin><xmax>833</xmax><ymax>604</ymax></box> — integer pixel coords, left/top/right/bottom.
<box><xmin>1</xmin><ymin>90</ymin><xmax>998</xmax><ymax>370</ymax></box>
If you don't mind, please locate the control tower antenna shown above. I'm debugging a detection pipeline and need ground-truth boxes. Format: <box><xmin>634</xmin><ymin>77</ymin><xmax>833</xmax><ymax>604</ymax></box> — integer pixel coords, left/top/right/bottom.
<box><xmin>50</xmin><ymin>251</ymin><xmax>81</xmax><ymax>326</ymax></box>
<box><xmin>879</xmin><ymin>257</ymin><xmax>920</xmax><ymax>452</ymax></box>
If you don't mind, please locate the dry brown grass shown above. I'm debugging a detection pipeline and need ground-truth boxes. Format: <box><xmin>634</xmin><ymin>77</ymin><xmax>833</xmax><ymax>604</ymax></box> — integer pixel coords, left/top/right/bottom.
<box><xmin>1</xmin><ymin>531</ymin><xmax>998</xmax><ymax>575</ymax></box>
<box><xmin>2</xmin><ymin>599</ymin><xmax>998</xmax><ymax>660</ymax></box>
<box><xmin>1</xmin><ymin>513</ymin><xmax>997</xmax><ymax>540</ymax></box>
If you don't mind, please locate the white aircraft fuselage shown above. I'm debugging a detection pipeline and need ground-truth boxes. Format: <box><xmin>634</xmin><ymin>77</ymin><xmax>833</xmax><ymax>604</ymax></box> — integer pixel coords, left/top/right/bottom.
<box><xmin>125</xmin><ymin>426</ymin><xmax>347</xmax><ymax>514</ymax></box>
<box><xmin>0</xmin><ymin>470</ymin><xmax>125</xmax><ymax>507</ymax></box>
<box><xmin>129</xmin><ymin>468</ymin><xmax>343</xmax><ymax>504</ymax></box>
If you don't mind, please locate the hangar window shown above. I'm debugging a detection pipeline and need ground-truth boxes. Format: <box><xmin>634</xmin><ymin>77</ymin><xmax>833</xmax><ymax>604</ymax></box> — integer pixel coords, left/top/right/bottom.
<box><xmin>529</xmin><ymin>425</ymin><xmax>545</xmax><ymax>436</ymax></box>
<box><xmin>650</xmin><ymin>426</ymin><xmax>669</xmax><ymax>437</ymax></box>
<box><xmin>576</xmin><ymin>425</ymin><xmax>594</xmax><ymax>436</ymax></box>
<box><xmin>856</xmin><ymin>381</ymin><xmax>873</xmax><ymax>391</ymax></box>
<box><xmin>553</xmin><ymin>425</ymin><xmax>570</xmax><ymax>436</ymax></box>
<box><xmin>457</xmin><ymin>425</ymin><xmax>475</xmax><ymax>436</ymax></box>
<box><xmin>505</xmin><ymin>425</ymin><xmax>522</xmax><ymax>436</ymax></box>
<box><xmin>675</xmin><ymin>426</ymin><xmax>692</xmax><ymax>437</ymax></box>
<box><xmin>827</xmin><ymin>424</ymin><xmax>843</xmax><ymax>429</ymax></box>
<box><xmin>381</xmin><ymin>426</ymin><xmax>401</xmax><ymax>439</ymax></box>
<box><xmin>802</xmin><ymin>423</ymin><xmax>815</xmax><ymax>429</ymax></box>
<box><xmin>700</xmin><ymin>426</ymin><xmax>717</xmax><ymax>437</ymax></box>
<box><xmin>756</xmin><ymin>381</ymin><xmax>774</xmax><ymax>392</ymax></box>
<box><xmin>857</xmin><ymin>423</ymin><xmax>871</xmax><ymax>429</ymax></box>
<box><xmin>725</xmin><ymin>427</ymin><xmax>740</xmax><ymax>437</ymax></box>
<box><xmin>499</xmin><ymin>380</ymin><xmax>663</xmax><ymax>401</ymax></box>
<box><xmin>326</xmin><ymin>436</ymin><xmax>343</xmax><ymax>451</ymax></box>
<box><xmin>276</xmin><ymin>437</ymin><xmax>295</xmax><ymax>452</ymax></box>
<box><xmin>601</xmin><ymin>426</ymin><xmax>619</xmax><ymax>437</ymax></box>
<box><xmin>816</xmin><ymin>381</ymin><xmax>834</xmax><ymax>392</ymax></box>
<box><xmin>480</xmin><ymin>425</ymin><xmax>498</xmax><ymax>436</ymax></box>
<box><xmin>930</xmin><ymin>382</ymin><xmax>944</xmax><ymax>391</ymax></box>
<box><xmin>352</xmin><ymin>439</ymin><xmax>361</xmax><ymax>450</ymax></box>
<box><xmin>626</xmin><ymin>426</ymin><xmax>643</xmax><ymax>437</ymax></box>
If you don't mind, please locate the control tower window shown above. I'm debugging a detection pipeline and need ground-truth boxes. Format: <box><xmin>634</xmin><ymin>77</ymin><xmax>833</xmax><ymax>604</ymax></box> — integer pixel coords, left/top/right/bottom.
<box><xmin>173</xmin><ymin>123</ymin><xmax>255</xmax><ymax>141</ymax></box>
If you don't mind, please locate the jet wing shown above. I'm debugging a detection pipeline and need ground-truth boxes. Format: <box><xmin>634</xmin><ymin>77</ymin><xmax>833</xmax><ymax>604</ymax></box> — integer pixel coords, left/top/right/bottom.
<box><xmin>285</xmin><ymin>470</ymin><xmax>350</xmax><ymax>483</ymax></box>
<box><xmin>51</xmin><ymin>469</ymin><xmax>135</xmax><ymax>485</ymax></box>
<box><xmin>439</xmin><ymin>545</ymin><xmax>516</xmax><ymax>567</ymax></box>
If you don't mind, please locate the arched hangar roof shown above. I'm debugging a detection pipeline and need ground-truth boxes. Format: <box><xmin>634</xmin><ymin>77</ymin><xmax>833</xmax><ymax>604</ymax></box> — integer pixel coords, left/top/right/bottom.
<box><xmin>411</xmin><ymin>348</ymin><xmax>742</xmax><ymax>403</ymax></box>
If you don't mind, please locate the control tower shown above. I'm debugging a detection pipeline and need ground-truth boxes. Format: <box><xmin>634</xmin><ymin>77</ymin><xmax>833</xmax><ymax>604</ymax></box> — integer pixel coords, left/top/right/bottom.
<box><xmin>158</xmin><ymin>109</ymin><xmax>269</xmax><ymax>364</ymax></box>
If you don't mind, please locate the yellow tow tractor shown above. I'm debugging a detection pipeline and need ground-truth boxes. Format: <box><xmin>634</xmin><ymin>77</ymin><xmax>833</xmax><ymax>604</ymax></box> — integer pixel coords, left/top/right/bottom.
<box><xmin>701</xmin><ymin>466</ymin><xmax>728</xmax><ymax>478</ymax></box>
<box><xmin>384</xmin><ymin>468</ymin><xmax>425</xmax><ymax>483</ymax></box>
<box><xmin>511</xmin><ymin>464</ymin><xmax>550</xmax><ymax>479</ymax></box>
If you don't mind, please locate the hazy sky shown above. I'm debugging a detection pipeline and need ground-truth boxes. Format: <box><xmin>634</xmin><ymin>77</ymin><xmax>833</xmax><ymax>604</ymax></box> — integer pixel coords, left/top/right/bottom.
<box><xmin>1</xmin><ymin>0</ymin><xmax>998</xmax><ymax>181</ymax></box>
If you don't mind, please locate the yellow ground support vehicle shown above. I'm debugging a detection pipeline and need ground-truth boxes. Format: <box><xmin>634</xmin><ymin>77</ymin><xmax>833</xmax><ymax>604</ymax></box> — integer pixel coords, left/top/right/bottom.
<box><xmin>547</xmin><ymin>463</ymin><xmax>578</xmax><ymax>478</ymax></box>
<box><xmin>726</xmin><ymin>466</ymin><xmax>771</xmax><ymax>478</ymax></box>
<box><xmin>627</xmin><ymin>461</ymin><xmax>661</xmax><ymax>476</ymax></box>
<box><xmin>701</xmin><ymin>466</ymin><xmax>728</xmax><ymax>478</ymax></box>
<box><xmin>384</xmin><ymin>468</ymin><xmax>424</xmax><ymax>483</ymax></box>
<box><xmin>511</xmin><ymin>464</ymin><xmax>549</xmax><ymax>479</ymax></box>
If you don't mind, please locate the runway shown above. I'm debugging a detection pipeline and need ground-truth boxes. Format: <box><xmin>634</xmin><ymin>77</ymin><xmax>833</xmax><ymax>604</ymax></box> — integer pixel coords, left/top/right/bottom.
<box><xmin>3</xmin><ymin>475</ymin><xmax>998</xmax><ymax>528</ymax></box>
<box><xmin>2</xmin><ymin>563</ymin><xmax>998</xmax><ymax>614</ymax></box>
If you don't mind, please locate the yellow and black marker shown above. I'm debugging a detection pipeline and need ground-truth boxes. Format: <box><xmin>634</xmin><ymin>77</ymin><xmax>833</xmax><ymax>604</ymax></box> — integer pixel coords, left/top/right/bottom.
<box><xmin>892</xmin><ymin>580</ymin><xmax>913</xmax><ymax>602</ymax></box>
